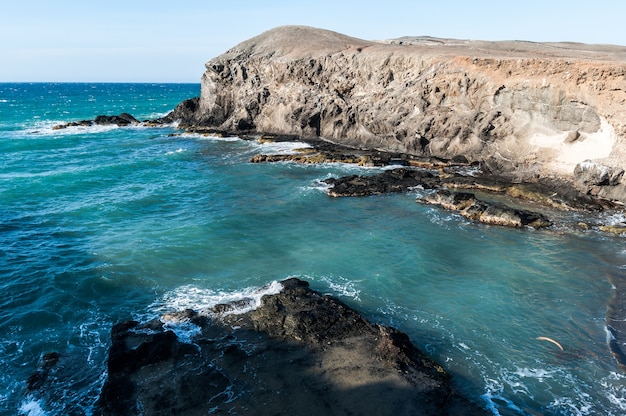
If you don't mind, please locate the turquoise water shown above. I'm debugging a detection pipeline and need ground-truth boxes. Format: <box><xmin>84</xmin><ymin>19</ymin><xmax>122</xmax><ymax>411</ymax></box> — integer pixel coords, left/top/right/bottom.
<box><xmin>2</xmin><ymin>83</ymin><xmax>626</xmax><ymax>415</ymax></box>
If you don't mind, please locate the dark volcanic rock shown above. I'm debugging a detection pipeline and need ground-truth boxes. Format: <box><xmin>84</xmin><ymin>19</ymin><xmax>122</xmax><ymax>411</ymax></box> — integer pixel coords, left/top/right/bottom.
<box><xmin>95</xmin><ymin>278</ymin><xmax>487</xmax><ymax>415</ymax></box>
<box><xmin>324</xmin><ymin>168</ymin><xmax>439</xmax><ymax>197</ymax></box>
<box><xmin>53</xmin><ymin>113</ymin><xmax>140</xmax><ymax>130</ymax></box>
<box><xmin>156</xmin><ymin>97</ymin><xmax>200</xmax><ymax>125</ymax></box>
<box><xmin>26</xmin><ymin>352</ymin><xmax>61</xmax><ymax>391</ymax></box>
<box><xmin>94</xmin><ymin>112</ymin><xmax>139</xmax><ymax>126</ymax></box>
<box><xmin>419</xmin><ymin>190</ymin><xmax>553</xmax><ymax>229</ymax></box>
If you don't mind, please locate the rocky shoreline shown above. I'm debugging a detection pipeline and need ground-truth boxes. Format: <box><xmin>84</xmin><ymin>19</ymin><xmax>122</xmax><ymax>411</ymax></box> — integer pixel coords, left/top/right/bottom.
<box><xmin>55</xmin><ymin>111</ymin><xmax>624</xmax><ymax>230</ymax></box>
<box><xmin>88</xmin><ymin>278</ymin><xmax>487</xmax><ymax>415</ymax></box>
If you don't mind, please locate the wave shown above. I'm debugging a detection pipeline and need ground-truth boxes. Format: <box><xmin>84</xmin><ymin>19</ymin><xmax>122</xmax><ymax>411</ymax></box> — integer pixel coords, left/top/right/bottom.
<box><xmin>23</xmin><ymin>122</ymin><xmax>121</xmax><ymax>137</ymax></box>
<box><xmin>150</xmin><ymin>281</ymin><xmax>284</xmax><ymax>317</ymax></box>
<box><xmin>253</xmin><ymin>140</ymin><xmax>312</xmax><ymax>155</ymax></box>
<box><xmin>18</xmin><ymin>397</ymin><xmax>47</xmax><ymax>416</ymax></box>
<box><xmin>182</xmin><ymin>132</ymin><xmax>242</xmax><ymax>142</ymax></box>
<box><xmin>165</xmin><ymin>148</ymin><xmax>186</xmax><ymax>156</ymax></box>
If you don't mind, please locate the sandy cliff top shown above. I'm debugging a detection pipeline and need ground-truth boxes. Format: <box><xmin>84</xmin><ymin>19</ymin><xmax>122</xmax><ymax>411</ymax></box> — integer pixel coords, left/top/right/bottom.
<box><xmin>218</xmin><ymin>25</ymin><xmax>626</xmax><ymax>62</ymax></box>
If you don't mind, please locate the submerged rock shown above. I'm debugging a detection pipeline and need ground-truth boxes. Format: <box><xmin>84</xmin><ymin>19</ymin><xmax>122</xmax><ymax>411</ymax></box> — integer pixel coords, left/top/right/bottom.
<box><xmin>26</xmin><ymin>352</ymin><xmax>61</xmax><ymax>391</ymax></box>
<box><xmin>94</xmin><ymin>278</ymin><xmax>487</xmax><ymax>415</ymax></box>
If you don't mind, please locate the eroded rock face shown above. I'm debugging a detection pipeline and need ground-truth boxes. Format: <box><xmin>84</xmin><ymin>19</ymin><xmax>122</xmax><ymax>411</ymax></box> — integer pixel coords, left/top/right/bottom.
<box><xmin>95</xmin><ymin>278</ymin><xmax>487</xmax><ymax>415</ymax></box>
<box><xmin>574</xmin><ymin>160</ymin><xmax>626</xmax><ymax>201</ymax></box>
<box><xmin>169</xmin><ymin>25</ymin><xmax>626</xmax><ymax>203</ymax></box>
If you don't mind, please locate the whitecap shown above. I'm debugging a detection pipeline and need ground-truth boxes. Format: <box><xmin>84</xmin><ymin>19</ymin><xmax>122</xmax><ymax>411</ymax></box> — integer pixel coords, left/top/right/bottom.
<box><xmin>27</xmin><ymin>123</ymin><xmax>120</xmax><ymax>137</ymax></box>
<box><xmin>255</xmin><ymin>140</ymin><xmax>312</xmax><ymax>155</ymax></box>
<box><xmin>165</xmin><ymin>148</ymin><xmax>186</xmax><ymax>155</ymax></box>
<box><xmin>18</xmin><ymin>397</ymin><xmax>47</xmax><ymax>416</ymax></box>
<box><xmin>184</xmin><ymin>132</ymin><xmax>241</xmax><ymax>142</ymax></box>
<box><xmin>300</xmin><ymin>178</ymin><xmax>332</xmax><ymax>194</ymax></box>
<box><xmin>151</xmin><ymin>281</ymin><xmax>283</xmax><ymax>317</ymax></box>
<box><xmin>513</xmin><ymin>367</ymin><xmax>555</xmax><ymax>381</ymax></box>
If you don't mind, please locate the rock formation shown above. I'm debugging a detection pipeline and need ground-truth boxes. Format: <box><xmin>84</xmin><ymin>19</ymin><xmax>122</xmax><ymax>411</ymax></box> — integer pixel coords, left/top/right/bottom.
<box><xmin>168</xmin><ymin>25</ymin><xmax>626</xmax><ymax>204</ymax></box>
<box><xmin>52</xmin><ymin>113</ymin><xmax>141</xmax><ymax>129</ymax></box>
<box><xmin>94</xmin><ymin>278</ymin><xmax>486</xmax><ymax>415</ymax></box>
<box><xmin>418</xmin><ymin>189</ymin><xmax>553</xmax><ymax>228</ymax></box>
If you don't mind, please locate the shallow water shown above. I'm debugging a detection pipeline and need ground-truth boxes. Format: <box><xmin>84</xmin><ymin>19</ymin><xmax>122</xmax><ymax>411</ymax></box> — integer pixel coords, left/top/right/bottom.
<box><xmin>1</xmin><ymin>83</ymin><xmax>626</xmax><ymax>415</ymax></box>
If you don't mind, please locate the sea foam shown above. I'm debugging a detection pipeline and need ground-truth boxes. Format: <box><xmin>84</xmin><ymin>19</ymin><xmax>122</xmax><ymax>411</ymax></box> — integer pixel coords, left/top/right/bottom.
<box><xmin>152</xmin><ymin>281</ymin><xmax>284</xmax><ymax>317</ymax></box>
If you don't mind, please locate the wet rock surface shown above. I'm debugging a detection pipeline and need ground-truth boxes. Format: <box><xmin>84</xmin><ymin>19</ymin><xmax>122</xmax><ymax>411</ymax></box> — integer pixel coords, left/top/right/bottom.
<box><xmin>94</xmin><ymin>278</ymin><xmax>487</xmax><ymax>415</ymax></box>
<box><xmin>419</xmin><ymin>190</ymin><xmax>553</xmax><ymax>228</ymax></box>
<box><xmin>320</xmin><ymin>162</ymin><xmax>610</xmax><ymax>229</ymax></box>
<box><xmin>52</xmin><ymin>112</ymin><xmax>141</xmax><ymax>129</ymax></box>
<box><xmin>324</xmin><ymin>168</ymin><xmax>439</xmax><ymax>197</ymax></box>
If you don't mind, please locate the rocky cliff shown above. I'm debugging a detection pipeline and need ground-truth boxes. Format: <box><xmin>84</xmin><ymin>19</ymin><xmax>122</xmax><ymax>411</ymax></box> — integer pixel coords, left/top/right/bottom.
<box><xmin>172</xmin><ymin>25</ymin><xmax>626</xmax><ymax>203</ymax></box>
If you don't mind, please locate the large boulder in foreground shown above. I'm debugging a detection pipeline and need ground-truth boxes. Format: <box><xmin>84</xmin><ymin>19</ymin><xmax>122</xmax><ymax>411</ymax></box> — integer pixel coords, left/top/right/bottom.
<box><xmin>95</xmin><ymin>278</ymin><xmax>487</xmax><ymax>415</ymax></box>
<box><xmin>169</xmin><ymin>25</ymin><xmax>626</xmax><ymax>204</ymax></box>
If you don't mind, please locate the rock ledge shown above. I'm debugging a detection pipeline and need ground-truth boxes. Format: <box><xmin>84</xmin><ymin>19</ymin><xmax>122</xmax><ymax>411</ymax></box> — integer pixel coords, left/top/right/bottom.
<box><xmin>94</xmin><ymin>278</ymin><xmax>487</xmax><ymax>415</ymax></box>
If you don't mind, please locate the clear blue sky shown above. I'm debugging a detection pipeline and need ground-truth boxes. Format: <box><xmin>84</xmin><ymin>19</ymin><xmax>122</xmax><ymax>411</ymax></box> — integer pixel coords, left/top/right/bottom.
<box><xmin>2</xmin><ymin>0</ymin><xmax>625</xmax><ymax>82</ymax></box>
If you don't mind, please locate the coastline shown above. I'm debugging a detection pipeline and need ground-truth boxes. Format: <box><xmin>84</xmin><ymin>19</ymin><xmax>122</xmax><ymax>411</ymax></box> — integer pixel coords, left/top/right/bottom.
<box><xmin>51</xmin><ymin>111</ymin><xmax>626</xmax><ymax>374</ymax></box>
<box><xmin>10</xmin><ymin>81</ymin><xmax>626</xmax><ymax>414</ymax></box>
<box><xmin>90</xmin><ymin>278</ymin><xmax>488</xmax><ymax>415</ymax></box>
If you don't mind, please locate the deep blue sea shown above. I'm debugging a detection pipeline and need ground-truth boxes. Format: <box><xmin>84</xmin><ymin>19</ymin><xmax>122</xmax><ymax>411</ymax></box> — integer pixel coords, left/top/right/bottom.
<box><xmin>2</xmin><ymin>83</ymin><xmax>626</xmax><ymax>415</ymax></box>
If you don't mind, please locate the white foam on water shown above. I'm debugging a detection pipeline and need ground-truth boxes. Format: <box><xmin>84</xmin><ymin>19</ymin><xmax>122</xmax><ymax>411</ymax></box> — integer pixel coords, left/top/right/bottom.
<box><xmin>165</xmin><ymin>148</ymin><xmax>186</xmax><ymax>155</ymax></box>
<box><xmin>184</xmin><ymin>132</ymin><xmax>242</xmax><ymax>142</ymax></box>
<box><xmin>300</xmin><ymin>178</ymin><xmax>332</xmax><ymax>194</ymax></box>
<box><xmin>27</xmin><ymin>122</ymin><xmax>121</xmax><ymax>137</ymax></box>
<box><xmin>601</xmin><ymin>372</ymin><xmax>626</xmax><ymax>415</ymax></box>
<box><xmin>481</xmin><ymin>389</ymin><xmax>525</xmax><ymax>416</ymax></box>
<box><xmin>313</xmin><ymin>274</ymin><xmax>362</xmax><ymax>301</ymax></box>
<box><xmin>601</xmin><ymin>212</ymin><xmax>626</xmax><ymax>226</ymax></box>
<box><xmin>160</xmin><ymin>319</ymin><xmax>202</xmax><ymax>344</ymax></box>
<box><xmin>152</xmin><ymin>281</ymin><xmax>284</xmax><ymax>317</ymax></box>
<box><xmin>255</xmin><ymin>140</ymin><xmax>312</xmax><ymax>155</ymax></box>
<box><xmin>18</xmin><ymin>398</ymin><xmax>48</xmax><ymax>416</ymax></box>
<box><xmin>512</xmin><ymin>367</ymin><xmax>555</xmax><ymax>381</ymax></box>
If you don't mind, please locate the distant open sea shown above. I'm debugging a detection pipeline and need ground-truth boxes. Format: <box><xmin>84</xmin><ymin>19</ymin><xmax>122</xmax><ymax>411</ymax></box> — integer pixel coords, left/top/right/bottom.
<box><xmin>2</xmin><ymin>82</ymin><xmax>626</xmax><ymax>415</ymax></box>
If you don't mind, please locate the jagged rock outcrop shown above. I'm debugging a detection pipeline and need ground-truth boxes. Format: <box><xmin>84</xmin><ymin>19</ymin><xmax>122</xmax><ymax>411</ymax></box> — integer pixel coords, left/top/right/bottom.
<box><xmin>94</xmin><ymin>278</ymin><xmax>486</xmax><ymax>415</ymax></box>
<box><xmin>170</xmin><ymin>25</ymin><xmax>626</xmax><ymax>203</ymax></box>
<box><xmin>52</xmin><ymin>113</ymin><xmax>140</xmax><ymax>129</ymax></box>
<box><xmin>419</xmin><ymin>190</ymin><xmax>553</xmax><ymax>228</ymax></box>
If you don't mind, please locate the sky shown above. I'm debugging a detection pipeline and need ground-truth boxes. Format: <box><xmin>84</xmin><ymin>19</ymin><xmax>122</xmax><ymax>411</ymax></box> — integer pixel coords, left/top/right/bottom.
<box><xmin>1</xmin><ymin>0</ymin><xmax>625</xmax><ymax>83</ymax></box>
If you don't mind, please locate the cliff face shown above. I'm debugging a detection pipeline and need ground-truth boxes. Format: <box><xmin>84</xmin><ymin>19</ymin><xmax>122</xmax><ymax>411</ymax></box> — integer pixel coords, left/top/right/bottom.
<box><xmin>179</xmin><ymin>26</ymin><xmax>626</xmax><ymax>203</ymax></box>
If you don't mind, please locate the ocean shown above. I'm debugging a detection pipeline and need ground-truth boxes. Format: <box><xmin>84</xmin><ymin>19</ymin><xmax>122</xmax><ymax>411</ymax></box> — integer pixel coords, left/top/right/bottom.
<box><xmin>1</xmin><ymin>82</ymin><xmax>626</xmax><ymax>415</ymax></box>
